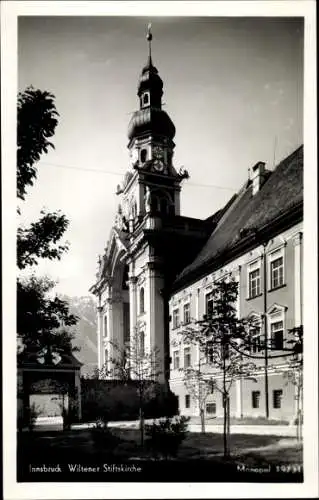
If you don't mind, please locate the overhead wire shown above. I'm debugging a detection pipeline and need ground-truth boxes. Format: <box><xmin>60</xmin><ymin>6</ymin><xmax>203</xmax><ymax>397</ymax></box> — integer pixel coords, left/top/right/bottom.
<box><xmin>40</xmin><ymin>161</ymin><xmax>238</xmax><ymax>192</ymax></box>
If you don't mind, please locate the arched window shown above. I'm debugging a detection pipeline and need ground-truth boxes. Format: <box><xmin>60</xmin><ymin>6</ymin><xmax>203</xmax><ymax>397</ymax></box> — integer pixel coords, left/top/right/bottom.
<box><xmin>122</xmin><ymin>265</ymin><xmax>129</xmax><ymax>290</ymax></box>
<box><xmin>160</xmin><ymin>197</ymin><xmax>168</xmax><ymax>214</ymax></box>
<box><xmin>168</xmin><ymin>203</ymin><xmax>175</xmax><ymax>216</ymax></box>
<box><xmin>140</xmin><ymin>149</ymin><xmax>147</xmax><ymax>163</ymax></box>
<box><xmin>104</xmin><ymin>315</ymin><xmax>108</xmax><ymax>337</ymax></box>
<box><xmin>139</xmin><ymin>331</ymin><xmax>145</xmax><ymax>357</ymax></box>
<box><xmin>140</xmin><ymin>287</ymin><xmax>145</xmax><ymax>314</ymax></box>
<box><xmin>142</xmin><ymin>93</ymin><xmax>149</xmax><ymax>106</ymax></box>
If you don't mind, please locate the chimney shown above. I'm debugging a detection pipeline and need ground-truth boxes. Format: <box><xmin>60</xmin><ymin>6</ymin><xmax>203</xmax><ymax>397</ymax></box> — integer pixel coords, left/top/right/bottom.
<box><xmin>251</xmin><ymin>161</ymin><xmax>266</xmax><ymax>195</ymax></box>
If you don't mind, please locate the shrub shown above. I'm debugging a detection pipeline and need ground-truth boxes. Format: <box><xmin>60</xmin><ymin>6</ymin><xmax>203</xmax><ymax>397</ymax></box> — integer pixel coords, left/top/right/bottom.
<box><xmin>145</xmin><ymin>415</ymin><xmax>190</xmax><ymax>459</ymax></box>
<box><xmin>81</xmin><ymin>379</ymin><xmax>179</xmax><ymax>422</ymax></box>
<box><xmin>90</xmin><ymin>417</ymin><xmax>119</xmax><ymax>454</ymax></box>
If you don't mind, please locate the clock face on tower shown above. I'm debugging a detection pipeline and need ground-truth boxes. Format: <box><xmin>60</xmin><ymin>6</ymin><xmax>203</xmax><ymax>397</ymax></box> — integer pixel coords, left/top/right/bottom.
<box><xmin>154</xmin><ymin>160</ymin><xmax>164</xmax><ymax>172</ymax></box>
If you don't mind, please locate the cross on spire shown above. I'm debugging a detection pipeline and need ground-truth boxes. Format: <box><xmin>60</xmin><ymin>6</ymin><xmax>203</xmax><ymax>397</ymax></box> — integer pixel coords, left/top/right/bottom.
<box><xmin>146</xmin><ymin>23</ymin><xmax>153</xmax><ymax>61</ymax></box>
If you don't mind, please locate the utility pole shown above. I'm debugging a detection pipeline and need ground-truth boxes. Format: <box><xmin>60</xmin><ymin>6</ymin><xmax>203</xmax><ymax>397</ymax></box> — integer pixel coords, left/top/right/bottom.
<box><xmin>262</xmin><ymin>242</ymin><xmax>269</xmax><ymax>419</ymax></box>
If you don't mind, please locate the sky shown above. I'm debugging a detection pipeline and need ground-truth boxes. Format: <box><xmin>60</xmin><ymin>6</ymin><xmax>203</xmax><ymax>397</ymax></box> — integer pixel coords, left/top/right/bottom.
<box><xmin>18</xmin><ymin>15</ymin><xmax>304</xmax><ymax>298</ymax></box>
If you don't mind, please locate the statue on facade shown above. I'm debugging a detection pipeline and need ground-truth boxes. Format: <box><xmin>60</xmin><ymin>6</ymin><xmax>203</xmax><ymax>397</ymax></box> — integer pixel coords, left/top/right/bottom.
<box><xmin>178</xmin><ymin>166</ymin><xmax>189</xmax><ymax>180</ymax></box>
<box><xmin>144</xmin><ymin>186</ymin><xmax>152</xmax><ymax>213</ymax></box>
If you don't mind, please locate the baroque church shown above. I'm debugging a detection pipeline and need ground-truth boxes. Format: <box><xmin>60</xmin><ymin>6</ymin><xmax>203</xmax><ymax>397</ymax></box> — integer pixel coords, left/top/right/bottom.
<box><xmin>90</xmin><ymin>29</ymin><xmax>303</xmax><ymax>421</ymax></box>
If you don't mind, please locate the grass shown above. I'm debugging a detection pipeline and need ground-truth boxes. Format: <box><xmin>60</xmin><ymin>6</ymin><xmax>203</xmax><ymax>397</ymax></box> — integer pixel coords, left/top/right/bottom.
<box><xmin>17</xmin><ymin>426</ymin><xmax>302</xmax><ymax>469</ymax></box>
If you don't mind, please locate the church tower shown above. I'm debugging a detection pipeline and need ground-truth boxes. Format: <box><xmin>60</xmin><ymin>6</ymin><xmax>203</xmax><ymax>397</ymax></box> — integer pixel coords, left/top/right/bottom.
<box><xmin>91</xmin><ymin>26</ymin><xmax>208</xmax><ymax>384</ymax></box>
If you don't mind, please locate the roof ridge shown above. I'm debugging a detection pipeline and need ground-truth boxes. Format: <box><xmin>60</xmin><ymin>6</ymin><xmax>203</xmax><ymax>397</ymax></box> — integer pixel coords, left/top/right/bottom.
<box><xmin>172</xmin><ymin>144</ymin><xmax>303</xmax><ymax>291</ymax></box>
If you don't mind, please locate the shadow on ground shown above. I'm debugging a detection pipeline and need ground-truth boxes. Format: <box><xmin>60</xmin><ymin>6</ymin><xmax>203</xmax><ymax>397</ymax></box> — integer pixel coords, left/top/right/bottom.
<box><xmin>17</xmin><ymin>428</ymin><xmax>303</xmax><ymax>482</ymax></box>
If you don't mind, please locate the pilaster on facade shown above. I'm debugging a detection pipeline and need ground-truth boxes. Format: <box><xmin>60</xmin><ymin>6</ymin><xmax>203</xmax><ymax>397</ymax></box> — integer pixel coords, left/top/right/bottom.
<box><xmin>97</xmin><ymin>306</ymin><xmax>103</xmax><ymax>370</ymax></box>
<box><xmin>128</xmin><ymin>275</ymin><xmax>138</xmax><ymax>345</ymax></box>
<box><xmin>146</xmin><ymin>260</ymin><xmax>166</xmax><ymax>382</ymax></box>
<box><xmin>293</xmin><ymin>232</ymin><xmax>303</xmax><ymax>327</ymax></box>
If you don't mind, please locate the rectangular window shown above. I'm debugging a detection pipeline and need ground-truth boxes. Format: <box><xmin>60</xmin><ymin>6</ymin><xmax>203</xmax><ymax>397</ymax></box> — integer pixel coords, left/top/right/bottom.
<box><xmin>185</xmin><ymin>394</ymin><xmax>191</xmax><ymax>409</ymax></box>
<box><xmin>249</xmin><ymin>268</ymin><xmax>261</xmax><ymax>298</ymax></box>
<box><xmin>205</xmin><ymin>340</ymin><xmax>213</xmax><ymax>364</ymax></box>
<box><xmin>206</xmin><ymin>402</ymin><xmax>216</xmax><ymax>415</ymax></box>
<box><xmin>273</xmin><ymin>389</ymin><xmax>283</xmax><ymax>409</ymax></box>
<box><xmin>271</xmin><ymin>321</ymin><xmax>284</xmax><ymax>350</ymax></box>
<box><xmin>173</xmin><ymin>350</ymin><xmax>180</xmax><ymax>370</ymax></box>
<box><xmin>172</xmin><ymin>308</ymin><xmax>180</xmax><ymax>329</ymax></box>
<box><xmin>183</xmin><ymin>303</ymin><xmax>191</xmax><ymax>324</ymax></box>
<box><xmin>184</xmin><ymin>347</ymin><xmax>191</xmax><ymax>368</ymax></box>
<box><xmin>252</xmin><ymin>391</ymin><xmax>260</xmax><ymax>409</ymax></box>
<box><xmin>250</xmin><ymin>326</ymin><xmax>262</xmax><ymax>353</ymax></box>
<box><xmin>104</xmin><ymin>315</ymin><xmax>107</xmax><ymax>337</ymax></box>
<box><xmin>270</xmin><ymin>256</ymin><xmax>284</xmax><ymax>289</ymax></box>
<box><xmin>205</xmin><ymin>291</ymin><xmax>214</xmax><ymax>316</ymax></box>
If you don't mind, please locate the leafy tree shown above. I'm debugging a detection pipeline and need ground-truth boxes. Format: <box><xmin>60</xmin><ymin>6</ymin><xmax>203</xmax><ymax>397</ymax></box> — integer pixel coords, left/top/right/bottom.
<box><xmin>17</xmin><ymin>87</ymin><xmax>77</xmax><ymax>359</ymax></box>
<box><xmin>17</xmin><ymin>210</ymin><xmax>69</xmax><ymax>270</ymax></box>
<box><xmin>17</xmin><ymin>87</ymin><xmax>59</xmax><ymax>201</ymax></box>
<box><xmin>178</xmin><ymin>278</ymin><xmax>256</xmax><ymax>457</ymax></box>
<box><xmin>17</xmin><ymin>275</ymin><xmax>78</xmax><ymax>360</ymax></box>
<box><xmin>98</xmin><ymin>325</ymin><xmax>162</xmax><ymax>447</ymax></box>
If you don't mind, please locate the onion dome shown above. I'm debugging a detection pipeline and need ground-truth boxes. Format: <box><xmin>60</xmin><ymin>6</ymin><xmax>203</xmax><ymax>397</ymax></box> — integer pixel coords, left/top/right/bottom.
<box><xmin>137</xmin><ymin>56</ymin><xmax>163</xmax><ymax>99</ymax></box>
<box><xmin>128</xmin><ymin>25</ymin><xmax>176</xmax><ymax>142</ymax></box>
<box><xmin>128</xmin><ymin>107</ymin><xmax>175</xmax><ymax>141</ymax></box>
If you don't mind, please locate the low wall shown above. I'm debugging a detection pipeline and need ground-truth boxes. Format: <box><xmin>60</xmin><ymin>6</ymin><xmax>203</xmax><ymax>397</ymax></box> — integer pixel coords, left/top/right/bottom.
<box><xmin>81</xmin><ymin>378</ymin><xmax>178</xmax><ymax>422</ymax></box>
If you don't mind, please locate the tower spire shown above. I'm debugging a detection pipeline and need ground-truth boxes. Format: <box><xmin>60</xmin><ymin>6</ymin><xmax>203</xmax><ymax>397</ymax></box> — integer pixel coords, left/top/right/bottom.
<box><xmin>146</xmin><ymin>23</ymin><xmax>153</xmax><ymax>63</ymax></box>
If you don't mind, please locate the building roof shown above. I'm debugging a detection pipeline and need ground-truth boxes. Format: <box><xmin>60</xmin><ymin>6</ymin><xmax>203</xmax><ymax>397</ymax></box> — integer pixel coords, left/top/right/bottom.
<box><xmin>18</xmin><ymin>351</ymin><xmax>83</xmax><ymax>370</ymax></box>
<box><xmin>173</xmin><ymin>145</ymin><xmax>303</xmax><ymax>291</ymax></box>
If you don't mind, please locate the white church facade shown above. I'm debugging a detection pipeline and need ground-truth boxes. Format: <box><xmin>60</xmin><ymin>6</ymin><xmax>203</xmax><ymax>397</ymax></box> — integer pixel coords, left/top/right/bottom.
<box><xmin>90</xmin><ymin>30</ymin><xmax>303</xmax><ymax>421</ymax></box>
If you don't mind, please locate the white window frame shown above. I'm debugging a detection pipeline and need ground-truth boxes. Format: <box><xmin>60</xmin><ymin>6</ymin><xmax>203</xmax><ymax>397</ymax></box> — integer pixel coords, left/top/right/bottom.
<box><xmin>142</xmin><ymin>91</ymin><xmax>150</xmax><ymax>107</ymax></box>
<box><xmin>206</xmin><ymin>402</ymin><xmax>216</xmax><ymax>415</ymax></box>
<box><xmin>103</xmin><ymin>315</ymin><xmax>108</xmax><ymax>338</ymax></box>
<box><xmin>267</xmin><ymin>305</ymin><xmax>286</xmax><ymax>351</ymax></box>
<box><xmin>268</xmin><ymin>247</ymin><xmax>285</xmax><ymax>291</ymax></box>
<box><xmin>247</xmin><ymin>259</ymin><xmax>261</xmax><ymax>299</ymax></box>
<box><xmin>272</xmin><ymin>389</ymin><xmax>283</xmax><ymax>409</ymax></box>
<box><xmin>140</xmin><ymin>148</ymin><xmax>148</xmax><ymax>163</ymax></box>
<box><xmin>185</xmin><ymin>394</ymin><xmax>191</xmax><ymax>409</ymax></box>
<box><xmin>252</xmin><ymin>390</ymin><xmax>261</xmax><ymax>409</ymax></box>
<box><xmin>204</xmin><ymin>290</ymin><xmax>214</xmax><ymax>317</ymax></box>
<box><xmin>183</xmin><ymin>302</ymin><xmax>191</xmax><ymax>324</ymax></box>
<box><xmin>173</xmin><ymin>350</ymin><xmax>180</xmax><ymax>370</ymax></box>
<box><xmin>184</xmin><ymin>346</ymin><xmax>191</xmax><ymax>368</ymax></box>
<box><xmin>172</xmin><ymin>308</ymin><xmax>180</xmax><ymax>329</ymax></box>
<box><xmin>139</xmin><ymin>286</ymin><xmax>145</xmax><ymax>315</ymax></box>
<box><xmin>139</xmin><ymin>330</ymin><xmax>145</xmax><ymax>357</ymax></box>
<box><xmin>270</xmin><ymin>319</ymin><xmax>284</xmax><ymax>351</ymax></box>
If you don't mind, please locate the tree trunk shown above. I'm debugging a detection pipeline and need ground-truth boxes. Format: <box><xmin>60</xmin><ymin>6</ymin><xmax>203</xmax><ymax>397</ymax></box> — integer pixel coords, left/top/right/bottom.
<box><xmin>226</xmin><ymin>396</ymin><xmax>230</xmax><ymax>455</ymax></box>
<box><xmin>223</xmin><ymin>393</ymin><xmax>227</xmax><ymax>458</ymax></box>
<box><xmin>200</xmin><ymin>408</ymin><xmax>205</xmax><ymax>433</ymax></box>
<box><xmin>222</xmin><ymin>344</ymin><xmax>228</xmax><ymax>458</ymax></box>
<box><xmin>139</xmin><ymin>407</ymin><xmax>144</xmax><ymax>447</ymax></box>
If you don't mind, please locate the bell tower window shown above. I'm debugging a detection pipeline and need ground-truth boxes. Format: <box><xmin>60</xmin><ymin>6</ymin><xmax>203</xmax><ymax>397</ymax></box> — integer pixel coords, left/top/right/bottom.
<box><xmin>142</xmin><ymin>92</ymin><xmax>150</xmax><ymax>107</ymax></box>
<box><xmin>140</xmin><ymin>148</ymin><xmax>148</xmax><ymax>163</ymax></box>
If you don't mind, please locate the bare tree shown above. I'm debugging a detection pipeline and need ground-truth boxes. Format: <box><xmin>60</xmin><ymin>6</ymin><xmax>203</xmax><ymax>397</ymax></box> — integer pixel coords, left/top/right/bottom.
<box><xmin>178</xmin><ymin>354</ymin><xmax>213</xmax><ymax>433</ymax></box>
<box><xmin>98</xmin><ymin>325</ymin><xmax>162</xmax><ymax>447</ymax></box>
<box><xmin>178</xmin><ymin>278</ymin><xmax>256</xmax><ymax>457</ymax></box>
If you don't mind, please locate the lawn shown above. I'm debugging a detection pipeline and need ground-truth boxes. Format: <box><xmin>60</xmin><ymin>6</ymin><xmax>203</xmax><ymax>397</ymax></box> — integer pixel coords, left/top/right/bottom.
<box><xmin>17</xmin><ymin>426</ymin><xmax>303</xmax><ymax>482</ymax></box>
<box><xmin>190</xmin><ymin>415</ymin><xmax>290</xmax><ymax>425</ymax></box>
